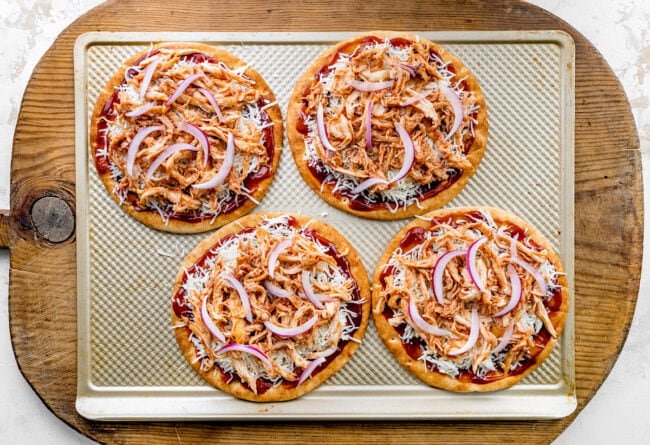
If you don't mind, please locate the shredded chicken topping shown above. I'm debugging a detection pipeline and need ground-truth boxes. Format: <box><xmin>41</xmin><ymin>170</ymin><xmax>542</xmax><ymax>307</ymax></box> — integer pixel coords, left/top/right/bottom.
<box><xmin>96</xmin><ymin>47</ymin><xmax>276</xmax><ymax>224</ymax></box>
<box><xmin>175</xmin><ymin>215</ymin><xmax>363</xmax><ymax>393</ymax></box>
<box><xmin>376</xmin><ymin>210</ymin><xmax>563</xmax><ymax>378</ymax></box>
<box><xmin>301</xmin><ymin>37</ymin><xmax>480</xmax><ymax>211</ymax></box>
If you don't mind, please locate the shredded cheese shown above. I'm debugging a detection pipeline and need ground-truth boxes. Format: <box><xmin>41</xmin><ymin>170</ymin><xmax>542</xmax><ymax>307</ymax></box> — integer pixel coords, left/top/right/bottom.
<box><xmin>299</xmin><ymin>37</ymin><xmax>480</xmax><ymax>213</ymax></box>
<box><xmin>94</xmin><ymin>45</ymin><xmax>277</xmax><ymax>225</ymax></box>
<box><xmin>380</xmin><ymin>210</ymin><xmax>562</xmax><ymax>379</ymax></box>
<box><xmin>176</xmin><ymin>216</ymin><xmax>364</xmax><ymax>392</ymax></box>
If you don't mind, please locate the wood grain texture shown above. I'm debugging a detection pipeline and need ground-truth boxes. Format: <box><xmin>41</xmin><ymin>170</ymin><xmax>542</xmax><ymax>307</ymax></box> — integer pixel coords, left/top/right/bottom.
<box><xmin>4</xmin><ymin>0</ymin><xmax>642</xmax><ymax>443</ymax></box>
<box><xmin>0</xmin><ymin>215</ymin><xmax>10</xmax><ymax>248</ymax></box>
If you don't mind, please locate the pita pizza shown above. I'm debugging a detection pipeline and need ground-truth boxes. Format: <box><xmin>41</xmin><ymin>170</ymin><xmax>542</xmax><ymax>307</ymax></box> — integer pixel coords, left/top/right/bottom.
<box><xmin>171</xmin><ymin>213</ymin><xmax>370</xmax><ymax>401</ymax></box>
<box><xmin>90</xmin><ymin>42</ymin><xmax>283</xmax><ymax>233</ymax></box>
<box><xmin>287</xmin><ymin>31</ymin><xmax>488</xmax><ymax>220</ymax></box>
<box><xmin>372</xmin><ymin>207</ymin><xmax>569</xmax><ymax>392</ymax></box>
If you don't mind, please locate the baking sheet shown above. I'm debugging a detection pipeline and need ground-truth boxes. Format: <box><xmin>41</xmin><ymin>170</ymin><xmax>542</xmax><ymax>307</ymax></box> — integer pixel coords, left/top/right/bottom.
<box><xmin>74</xmin><ymin>31</ymin><xmax>576</xmax><ymax>420</ymax></box>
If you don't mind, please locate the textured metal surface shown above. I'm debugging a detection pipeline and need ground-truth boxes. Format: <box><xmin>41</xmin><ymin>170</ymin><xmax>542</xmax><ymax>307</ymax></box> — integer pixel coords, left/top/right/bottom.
<box><xmin>75</xmin><ymin>31</ymin><xmax>575</xmax><ymax>419</ymax></box>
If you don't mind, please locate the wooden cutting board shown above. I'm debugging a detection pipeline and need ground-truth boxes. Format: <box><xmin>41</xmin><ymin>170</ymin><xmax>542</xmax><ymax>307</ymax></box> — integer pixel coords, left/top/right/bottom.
<box><xmin>3</xmin><ymin>0</ymin><xmax>642</xmax><ymax>443</ymax></box>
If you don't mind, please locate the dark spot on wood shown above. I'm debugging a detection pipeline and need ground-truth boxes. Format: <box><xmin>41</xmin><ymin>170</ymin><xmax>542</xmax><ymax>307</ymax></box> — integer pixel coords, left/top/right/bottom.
<box><xmin>30</xmin><ymin>196</ymin><xmax>75</xmax><ymax>244</ymax></box>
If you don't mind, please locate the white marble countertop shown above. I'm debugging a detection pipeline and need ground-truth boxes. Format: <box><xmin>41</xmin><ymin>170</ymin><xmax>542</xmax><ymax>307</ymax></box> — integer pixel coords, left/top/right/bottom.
<box><xmin>1</xmin><ymin>1</ymin><xmax>648</xmax><ymax>443</ymax></box>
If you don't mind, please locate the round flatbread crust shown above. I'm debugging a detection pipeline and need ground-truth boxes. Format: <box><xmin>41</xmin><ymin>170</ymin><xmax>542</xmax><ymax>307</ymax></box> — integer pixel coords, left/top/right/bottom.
<box><xmin>90</xmin><ymin>42</ymin><xmax>283</xmax><ymax>233</ymax></box>
<box><xmin>287</xmin><ymin>31</ymin><xmax>488</xmax><ymax>220</ymax></box>
<box><xmin>371</xmin><ymin>206</ymin><xmax>569</xmax><ymax>392</ymax></box>
<box><xmin>171</xmin><ymin>212</ymin><xmax>371</xmax><ymax>401</ymax></box>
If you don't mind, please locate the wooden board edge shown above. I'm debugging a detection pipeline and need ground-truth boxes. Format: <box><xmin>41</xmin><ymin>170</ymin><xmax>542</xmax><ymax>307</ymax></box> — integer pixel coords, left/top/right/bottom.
<box><xmin>5</xmin><ymin>0</ymin><xmax>644</xmax><ymax>443</ymax></box>
<box><xmin>0</xmin><ymin>214</ymin><xmax>11</xmax><ymax>249</ymax></box>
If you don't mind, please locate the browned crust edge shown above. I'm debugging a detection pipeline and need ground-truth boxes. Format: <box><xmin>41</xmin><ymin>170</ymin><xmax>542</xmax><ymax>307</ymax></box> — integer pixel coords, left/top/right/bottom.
<box><xmin>171</xmin><ymin>212</ymin><xmax>371</xmax><ymax>402</ymax></box>
<box><xmin>371</xmin><ymin>206</ymin><xmax>570</xmax><ymax>392</ymax></box>
<box><xmin>89</xmin><ymin>42</ymin><xmax>284</xmax><ymax>234</ymax></box>
<box><xmin>286</xmin><ymin>31</ymin><xmax>488</xmax><ymax>220</ymax></box>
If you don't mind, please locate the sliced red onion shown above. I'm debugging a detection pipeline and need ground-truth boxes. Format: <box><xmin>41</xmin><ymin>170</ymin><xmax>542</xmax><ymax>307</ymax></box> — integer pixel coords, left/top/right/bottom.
<box><xmin>390</xmin><ymin>122</ymin><xmax>416</xmax><ymax>183</ymax></box>
<box><xmin>407</xmin><ymin>297</ymin><xmax>452</xmax><ymax>337</ymax></box>
<box><xmin>192</xmin><ymin>132</ymin><xmax>235</xmax><ymax>189</ymax></box>
<box><xmin>264</xmin><ymin>314</ymin><xmax>318</xmax><ymax>338</ymax></box>
<box><xmin>165</xmin><ymin>73</ymin><xmax>205</xmax><ymax>106</ymax></box>
<box><xmin>222</xmin><ymin>273</ymin><xmax>252</xmax><ymax>322</ymax></box>
<box><xmin>510</xmin><ymin>234</ymin><xmax>519</xmax><ymax>260</ymax></box>
<box><xmin>297</xmin><ymin>356</ymin><xmax>327</xmax><ymax>386</ymax></box>
<box><xmin>126</xmin><ymin>125</ymin><xmax>164</xmax><ymax>176</ymax></box>
<box><xmin>399</xmin><ymin>63</ymin><xmax>417</xmax><ymax>77</ymax></box>
<box><xmin>350</xmin><ymin>177</ymin><xmax>389</xmax><ymax>195</ymax></box>
<box><xmin>399</xmin><ymin>89</ymin><xmax>433</xmax><ymax>107</ymax></box>
<box><xmin>449</xmin><ymin>307</ymin><xmax>479</xmax><ymax>356</ymax></box>
<box><xmin>177</xmin><ymin>122</ymin><xmax>209</xmax><ymax>167</ymax></box>
<box><xmin>467</xmin><ymin>236</ymin><xmax>488</xmax><ymax>292</ymax></box>
<box><xmin>511</xmin><ymin>257</ymin><xmax>548</xmax><ymax>296</ymax></box>
<box><xmin>146</xmin><ymin>143</ymin><xmax>198</xmax><ymax>178</ymax></box>
<box><xmin>263</xmin><ymin>280</ymin><xmax>292</xmax><ymax>299</ymax></box>
<box><xmin>125</xmin><ymin>102</ymin><xmax>155</xmax><ymax>118</ymax></box>
<box><xmin>198</xmin><ymin>87</ymin><xmax>225</xmax><ymax>122</ymax></box>
<box><xmin>365</xmin><ymin>99</ymin><xmax>373</xmax><ymax>149</ymax></box>
<box><xmin>347</xmin><ymin>79</ymin><xmax>394</xmax><ymax>92</ymax></box>
<box><xmin>124</xmin><ymin>66</ymin><xmax>139</xmax><ymax>81</ymax></box>
<box><xmin>301</xmin><ymin>270</ymin><xmax>325</xmax><ymax>309</ymax></box>
<box><xmin>509</xmin><ymin>233</ymin><xmax>548</xmax><ymax>295</ymax></box>
<box><xmin>491</xmin><ymin>322</ymin><xmax>514</xmax><ymax>355</ymax></box>
<box><xmin>268</xmin><ymin>238</ymin><xmax>292</xmax><ymax>278</ymax></box>
<box><xmin>432</xmin><ymin>250</ymin><xmax>466</xmax><ymax>305</ymax></box>
<box><xmin>139</xmin><ymin>57</ymin><xmax>162</xmax><ymax>100</ymax></box>
<box><xmin>217</xmin><ymin>343</ymin><xmax>272</xmax><ymax>370</ymax></box>
<box><xmin>298</xmin><ymin>292</ymin><xmax>335</xmax><ymax>304</ymax></box>
<box><xmin>200</xmin><ymin>296</ymin><xmax>226</xmax><ymax>343</ymax></box>
<box><xmin>316</xmin><ymin>103</ymin><xmax>337</xmax><ymax>152</ymax></box>
<box><xmin>439</xmin><ymin>82</ymin><xmax>464</xmax><ymax>141</ymax></box>
<box><xmin>493</xmin><ymin>265</ymin><xmax>523</xmax><ymax>317</ymax></box>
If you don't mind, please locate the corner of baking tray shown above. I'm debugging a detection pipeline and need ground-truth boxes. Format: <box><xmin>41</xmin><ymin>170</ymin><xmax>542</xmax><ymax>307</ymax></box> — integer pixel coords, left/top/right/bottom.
<box><xmin>74</xmin><ymin>32</ymin><xmax>101</xmax><ymax>58</ymax></box>
<box><xmin>549</xmin><ymin>30</ymin><xmax>576</xmax><ymax>51</ymax></box>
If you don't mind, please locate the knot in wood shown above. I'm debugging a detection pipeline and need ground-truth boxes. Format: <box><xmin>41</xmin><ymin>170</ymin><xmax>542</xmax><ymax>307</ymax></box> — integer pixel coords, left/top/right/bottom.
<box><xmin>30</xmin><ymin>196</ymin><xmax>74</xmax><ymax>243</ymax></box>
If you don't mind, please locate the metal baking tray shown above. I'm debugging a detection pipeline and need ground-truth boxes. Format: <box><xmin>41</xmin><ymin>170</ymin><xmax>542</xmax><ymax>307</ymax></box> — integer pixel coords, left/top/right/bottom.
<box><xmin>74</xmin><ymin>31</ymin><xmax>576</xmax><ymax>420</ymax></box>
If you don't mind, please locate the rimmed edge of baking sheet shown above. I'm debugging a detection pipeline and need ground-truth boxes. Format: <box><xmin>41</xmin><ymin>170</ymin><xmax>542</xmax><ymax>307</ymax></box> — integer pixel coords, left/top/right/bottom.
<box><xmin>74</xmin><ymin>30</ymin><xmax>575</xmax><ymax>420</ymax></box>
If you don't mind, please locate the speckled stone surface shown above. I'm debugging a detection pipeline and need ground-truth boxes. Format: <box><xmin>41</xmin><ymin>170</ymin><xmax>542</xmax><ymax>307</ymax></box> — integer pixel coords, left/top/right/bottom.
<box><xmin>0</xmin><ymin>1</ymin><xmax>648</xmax><ymax>443</ymax></box>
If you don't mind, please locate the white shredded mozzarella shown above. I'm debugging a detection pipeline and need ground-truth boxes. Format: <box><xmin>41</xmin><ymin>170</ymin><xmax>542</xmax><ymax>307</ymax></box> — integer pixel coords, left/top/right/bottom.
<box><xmin>387</xmin><ymin>214</ymin><xmax>554</xmax><ymax>377</ymax></box>
<box><xmin>304</xmin><ymin>36</ymin><xmax>480</xmax><ymax>213</ymax></box>
<box><xmin>419</xmin><ymin>350</ymin><xmax>462</xmax><ymax>377</ymax></box>
<box><xmin>303</xmin><ymin>118</ymin><xmax>425</xmax><ymax>212</ymax></box>
<box><xmin>519</xmin><ymin>311</ymin><xmax>543</xmax><ymax>334</ymax></box>
<box><xmin>115</xmin><ymin>83</ymin><xmax>141</xmax><ymax>104</ymax></box>
<box><xmin>100</xmin><ymin>51</ymin><xmax>273</xmax><ymax>227</ymax></box>
<box><xmin>181</xmin><ymin>216</ymin><xmax>362</xmax><ymax>384</ymax></box>
<box><xmin>400</xmin><ymin>323</ymin><xmax>416</xmax><ymax>343</ymax></box>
